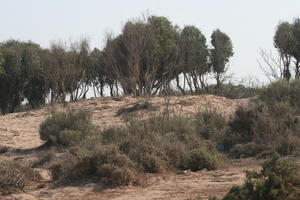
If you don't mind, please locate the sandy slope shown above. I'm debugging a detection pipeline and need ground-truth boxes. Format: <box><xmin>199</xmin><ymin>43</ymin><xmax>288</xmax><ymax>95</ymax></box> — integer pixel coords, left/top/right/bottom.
<box><xmin>0</xmin><ymin>95</ymin><xmax>248</xmax><ymax>149</ymax></box>
<box><xmin>0</xmin><ymin>95</ymin><xmax>251</xmax><ymax>200</ymax></box>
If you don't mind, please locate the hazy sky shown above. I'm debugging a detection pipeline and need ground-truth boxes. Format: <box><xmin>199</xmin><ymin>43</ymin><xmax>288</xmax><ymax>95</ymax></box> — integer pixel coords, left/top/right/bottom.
<box><xmin>1</xmin><ymin>0</ymin><xmax>299</xmax><ymax>84</ymax></box>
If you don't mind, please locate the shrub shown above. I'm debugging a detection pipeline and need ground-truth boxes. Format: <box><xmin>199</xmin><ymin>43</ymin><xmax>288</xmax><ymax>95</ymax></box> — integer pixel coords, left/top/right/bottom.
<box><xmin>0</xmin><ymin>161</ymin><xmax>41</xmax><ymax>195</ymax></box>
<box><xmin>185</xmin><ymin>147</ymin><xmax>223</xmax><ymax>171</ymax></box>
<box><xmin>259</xmin><ymin>79</ymin><xmax>300</xmax><ymax>114</ymax></box>
<box><xmin>49</xmin><ymin>145</ymin><xmax>140</xmax><ymax>186</ymax></box>
<box><xmin>194</xmin><ymin>110</ymin><xmax>227</xmax><ymax>142</ymax></box>
<box><xmin>224</xmin><ymin>104</ymin><xmax>300</xmax><ymax>157</ymax></box>
<box><xmin>39</xmin><ymin>109</ymin><xmax>94</xmax><ymax>146</ymax></box>
<box><xmin>223</xmin><ymin>153</ymin><xmax>300</xmax><ymax>200</ymax></box>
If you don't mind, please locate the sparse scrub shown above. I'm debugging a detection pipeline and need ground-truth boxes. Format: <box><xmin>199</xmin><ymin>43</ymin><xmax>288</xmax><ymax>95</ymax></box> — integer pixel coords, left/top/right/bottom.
<box><xmin>41</xmin><ymin>110</ymin><xmax>226</xmax><ymax>186</ymax></box>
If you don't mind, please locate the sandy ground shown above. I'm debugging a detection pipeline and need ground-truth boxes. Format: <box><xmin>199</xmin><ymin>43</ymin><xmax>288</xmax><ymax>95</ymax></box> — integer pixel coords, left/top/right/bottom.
<box><xmin>0</xmin><ymin>95</ymin><xmax>252</xmax><ymax>200</ymax></box>
<box><xmin>2</xmin><ymin>159</ymin><xmax>260</xmax><ymax>200</ymax></box>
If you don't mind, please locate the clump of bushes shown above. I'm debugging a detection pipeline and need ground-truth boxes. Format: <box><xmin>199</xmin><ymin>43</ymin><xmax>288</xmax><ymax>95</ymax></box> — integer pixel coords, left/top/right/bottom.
<box><xmin>0</xmin><ymin>161</ymin><xmax>41</xmax><ymax>195</ymax></box>
<box><xmin>39</xmin><ymin>109</ymin><xmax>94</xmax><ymax>146</ymax></box>
<box><xmin>259</xmin><ymin>79</ymin><xmax>300</xmax><ymax>114</ymax></box>
<box><xmin>222</xmin><ymin>153</ymin><xmax>300</xmax><ymax>200</ymax></box>
<box><xmin>39</xmin><ymin>110</ymin><xmax>226</xmax><ymax>186</ymax></box>
<box><xmin>224</xmin><ymin>104</ymin><xmax>300</xmax><ymax>158</ymax></box>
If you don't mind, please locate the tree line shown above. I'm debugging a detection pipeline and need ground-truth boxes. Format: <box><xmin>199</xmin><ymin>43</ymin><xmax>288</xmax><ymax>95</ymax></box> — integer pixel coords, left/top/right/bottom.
<box><xmin>0</xmin><ymin>15</ymin><xmax>234</xmax><ymax>114</ymax></box>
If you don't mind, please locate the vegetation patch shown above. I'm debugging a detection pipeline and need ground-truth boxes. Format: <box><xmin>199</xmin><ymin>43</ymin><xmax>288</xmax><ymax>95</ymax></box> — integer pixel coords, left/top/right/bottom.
<box><xmin>222</xmin><ymin>153</ymin><xmax>300</xmax><ymax>200</ymax></box>
<box><xmin>0</xmin><ymin>161</ymin><xmax>41</xmax><ymax>195</ymax></box>
<box><xmin>39</xmin><ymin>110</ymin><xmax>226</xmax><ymax>186</ymax></box>
<box><xmin>39</xmin><ymin>109</ymin><xmax>94</xmax><ymax>146</ymax></box>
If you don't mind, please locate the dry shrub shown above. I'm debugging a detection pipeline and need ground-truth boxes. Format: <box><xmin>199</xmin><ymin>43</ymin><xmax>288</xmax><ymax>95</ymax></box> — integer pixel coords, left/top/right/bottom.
<box><xmin>0</xmin><ymin>161</ymin><xmax>41</xmax><ymax>195</ymax></box>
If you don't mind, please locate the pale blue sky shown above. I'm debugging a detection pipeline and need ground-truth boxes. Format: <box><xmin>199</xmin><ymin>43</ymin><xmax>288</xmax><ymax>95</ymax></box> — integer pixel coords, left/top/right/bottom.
<box><xmin>1</xmin><ymin>0</ymin><xmax>299</xmax><ymax>83</ymax></box>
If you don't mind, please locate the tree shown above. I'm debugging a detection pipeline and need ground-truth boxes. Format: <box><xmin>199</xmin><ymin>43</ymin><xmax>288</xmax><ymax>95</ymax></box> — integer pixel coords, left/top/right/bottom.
<box><xmin>89</xmin><ymin>48</ymin><xmax>106</xmax><ymax>97</ymax></box>
<box><xmin>291</xmin><ymin>18</ymin><xmax>300</xmax><ymax>78</ymax></box>
<box><xmin>179</xmin><ymin>25</ymin><xmax>209</xmax><ymax>93</ymax></box>
<box><xmin>67</xmin><ymin>38</ymin><xmax>91</xmax><ymax>101</ymax></box>
<box><xmin>274</xmin><ymin>22</ymin><xmax>294</xmax><ymax>81</ymax></box>
<box><xmin>147</xmin><ymin>16</ymin><xmax>180</xmax><ymax>94</ymax></box>
<box><xmin>210</xmin><ymin>29</ymin><xmax>234</xmax><ymax>88</ymax></box>
<box><xmin>0</xmin><ymin>40</ymin><xmax>46</xmax><ymax>113</ymax></box>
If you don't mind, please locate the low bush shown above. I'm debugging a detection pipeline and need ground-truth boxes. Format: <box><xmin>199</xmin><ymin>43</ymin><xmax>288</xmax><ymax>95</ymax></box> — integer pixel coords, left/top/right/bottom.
<box><xmin>0</xmin><ymin>161</ymin><xmax>41</xmax><ymax>195</ymax></box>
<box><xmin>186</xmin><ymin>147</ymin><xmax>223</xmax><ymax>171</ymax></box>
<box><xmin>222</xmin><ymin>153</ymin><xmax>300</xmax><ymax>200</ymax></box>
<box><xmin>39</xmin><ymin>109</ymin><xmax>94</xmax><ymax>146</ymax></box>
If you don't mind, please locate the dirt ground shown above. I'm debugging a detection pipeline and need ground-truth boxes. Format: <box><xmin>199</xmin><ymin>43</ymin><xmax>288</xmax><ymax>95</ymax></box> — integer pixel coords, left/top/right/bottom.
<box><xmin>0</xmin><ymin>95</ymin><xmax>254</xmax><ymax>200</ymax></box>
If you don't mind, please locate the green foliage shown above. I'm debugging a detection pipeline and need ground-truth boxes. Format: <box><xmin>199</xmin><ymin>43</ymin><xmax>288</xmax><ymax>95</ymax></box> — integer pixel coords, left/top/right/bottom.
<box><xmin>210</xmin><ymin>29</ymin><xmax>234</xmax><ymax>87</ymax></box>
<box><xmin>186</xmin><ymin>147</ymin><xmax>222</xmax><ymax>171</ymax></box>
<box><xmin>223</xmin><ymin>153</ymin><xmax>300</xmax><ymax>200</ymax></box>
<box><xmin>39</xmin><ymin>109</ymin><xmax>94</xmax><ymax>146</ymax></box>
<box><xmin>0</xmin><ymin>40</ymin><xmax>47</xmax><ymax>114</ymax></box>
<box><xmin>179</xmin><ymin>25</ymin><xmax>209</xmax><ymax>92</ymax></box>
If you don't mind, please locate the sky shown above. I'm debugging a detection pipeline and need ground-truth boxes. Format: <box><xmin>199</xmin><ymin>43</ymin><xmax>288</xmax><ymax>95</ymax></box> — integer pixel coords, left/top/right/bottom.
<box><xmin>1</xmin><ymin>0</ymin><xmax>300</xmax><ymax>84</ymax></box>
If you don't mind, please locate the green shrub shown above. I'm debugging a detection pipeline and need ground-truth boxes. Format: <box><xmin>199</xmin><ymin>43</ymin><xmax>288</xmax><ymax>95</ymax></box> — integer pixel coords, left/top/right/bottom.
<box><xmin>186</xmin><ymin>147</ymin><xmax>223</xmax><ymax>171</ymax></box>
<box><xmin>39</xmin><ymin>109</ymin><xmax>94</xmax><ymax>146</ymax></box>
<box><xmin>223</xmin><ymin>153</ymin><xmax>300</xmax><ymax>200</ymax></box>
